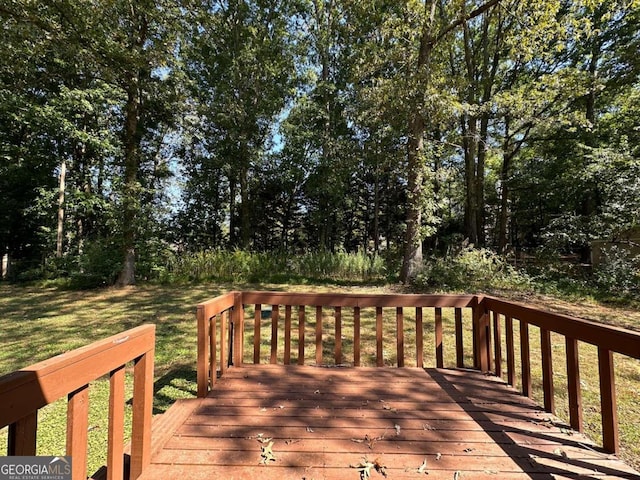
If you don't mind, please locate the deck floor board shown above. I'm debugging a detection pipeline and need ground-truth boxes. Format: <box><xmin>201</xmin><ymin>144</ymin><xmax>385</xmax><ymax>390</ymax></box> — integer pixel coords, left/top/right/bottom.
<box><xmin>141</xmin><ymin>365</ymin><xmax>640</xmax><ymax>479</ymax></box>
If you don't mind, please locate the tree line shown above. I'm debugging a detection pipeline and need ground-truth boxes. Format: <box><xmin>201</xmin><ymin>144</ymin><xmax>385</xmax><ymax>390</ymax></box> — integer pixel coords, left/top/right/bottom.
<box><xmin>1</xmin><ymin>0</ymin><xmax>638</xmax><ymax>286</ymax></box>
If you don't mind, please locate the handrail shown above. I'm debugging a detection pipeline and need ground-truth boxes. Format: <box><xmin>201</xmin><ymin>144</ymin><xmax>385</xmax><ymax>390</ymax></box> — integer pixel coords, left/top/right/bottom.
<box><xmin>196</xmin><ymin>291</ymin><xmax>640</xmax><ymax>457</ymax></box>
<box><xmin>0</xmin><ymin>324</ymin><xmax>155</xmax><ymax>480</ymax></box>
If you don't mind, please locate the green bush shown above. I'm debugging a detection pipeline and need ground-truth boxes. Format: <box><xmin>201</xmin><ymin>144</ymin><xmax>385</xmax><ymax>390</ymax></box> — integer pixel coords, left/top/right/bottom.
<box><xmin>414</xmin><ymin>247</ymin><xmax>532</xmax><ymax>292</ymax></box>
<box><xmin>70</xmin><ymin>239</ymin><xmax>123</xmax><ymax>288</ymax></box>
<box><xmin>593</xmin><ymin>245</ymin><xmax>640</xmax><ymax>296</ymax></box>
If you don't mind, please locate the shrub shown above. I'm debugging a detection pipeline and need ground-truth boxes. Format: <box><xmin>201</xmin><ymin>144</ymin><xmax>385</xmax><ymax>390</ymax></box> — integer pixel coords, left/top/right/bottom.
<box><xmin>593</xmin><ymin>245</ymin><xmax>640</xmax><ymax>296</ymax></box>
<box><xmin>414</xmin><ymin>247</ymin><xmax>532</xmax><ymax>292</ymax></box>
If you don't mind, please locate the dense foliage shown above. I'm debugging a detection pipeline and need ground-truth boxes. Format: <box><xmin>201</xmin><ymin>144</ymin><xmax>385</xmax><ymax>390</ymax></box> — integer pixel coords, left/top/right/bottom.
<box><xmin>1</xmin><ymin>0</ymin><xmax>638</xmax><ymax>295</ymax></box>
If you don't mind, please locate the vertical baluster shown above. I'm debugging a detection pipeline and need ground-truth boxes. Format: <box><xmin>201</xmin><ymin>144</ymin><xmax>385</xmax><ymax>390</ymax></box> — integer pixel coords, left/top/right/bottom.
<box><xmin>376</xmin><ymin>307</ymin><xmax>383</xmax><ymax>367</ymax></box>
<box><xmin>315</xmin><ymin>306</ymin><xmax>323</xmax><ymax>365</ymax></box>
<box><xmin>254</xmin><ymin>304</ymin><xmax>262</xmax><ymax>364</ymax></box>
<box><xmin>335</xmin><ymin>306</ymin><xmax>342</xmax><ymax>365</ymax></box>
<box><xmin>8</xmin><ymin>411</ymin><xmax>37</xmax><ymax>456</ymax></box>
<box><xmin>354</xmin><ymin>306</ymin><xmax>361</xmax><ymax>367</ymax></box>
<box><xmin>270</xmin><ymin>305</ymin><xmax>279</xmax><ymax>364</ymax></box>
<box><xmin>67</xmin><ymin>384</ymin><xmax>89</xmax><ymax>480</ymax></box>
<box><xmin>220</xmin><ymin>311</ymin><xmax>227</xmax><ymax>374</ymax></box>
<box><xmin>131</xmin><ymin>349</ymin><xmax>154</xmax><ymax>480</ymax></box>
<box><xmin>505</xmin><ymin>316</ymin><xmax>515</xmax><ymax>386</ymax></box>
<box><xmin>416</xmin><ymin>307</ymin><xmax>424</xmax><ymax>368</ymax></box>
<box><xmin>435</xmin><ymin>307</ymin><xmax>443</xmax><ymax>368</ymax></box>
<box><xmin>284</xmin><ymin>305</ymin><xmax>292</xmax><ymax>365</ymax></box>
<box><xmin>107</xmin><ymin>366</ymin><xmax>125</xmax><ymax>480</ymax></box>
<box><xmin>455</xmin><ymin>308</ymin><xmax>464</xmax><ymax>368</ymax></box>
<box><xmin>598</xmin><ymin>347</ymin><xmax>619</xmax><ymax>454</ymax></box>
<box><xmin>298</xmin><ymin>306</ymin><xmax>306</xmax><ymax>365</ymax></box>
<box><xmin>493</xmin><ymin>311</ymin><xmax>502</xmax><ymax>377</ymax></box>
<box><xmin>540</xmin><ymin>328</ymin><xmax>554</xmax><ymax>413</ymax></box>
<box><xmin>396</xmin><ymin>307</ymin><xmax>404</xmax><ymax>367</ymax></box>
<box><xmin>565</xmin><ymin>337</ymin><xmax>583</xmax><ymax>432</ymax></box>
<box><xmin>209</xmin><ymin>317</ymin><xmax>216</xmax><ymax>386</ymax></box>
<box><xmin>520</xmin><ymin>320</ymin><xmax>531</xmax><ymax>398</ymax></box>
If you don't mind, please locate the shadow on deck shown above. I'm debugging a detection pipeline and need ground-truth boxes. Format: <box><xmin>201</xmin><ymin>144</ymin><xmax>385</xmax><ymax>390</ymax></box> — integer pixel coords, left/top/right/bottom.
<box><xmin>141</xmin><ymin>364</ymin><xmax>640</xmax><ymax>480</ymax></box>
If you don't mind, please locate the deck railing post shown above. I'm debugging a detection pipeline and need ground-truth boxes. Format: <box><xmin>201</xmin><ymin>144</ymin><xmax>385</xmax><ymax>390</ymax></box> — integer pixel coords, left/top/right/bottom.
<box><xmin>8</xmin><ymin>411</ymin><xmax>37</xmax><ymax>456</ymax></box>
<box><xmin>233</xmin><ymin>292</ymin><xmax>244</xmax><ymax>367</ymax></box>
<box><xmin>130</xmin><ymin>347</ymin><xmax>154</xmax><ymax>480</ymax></box>
<box><xmin>473</xmin><ymin>297</ymin><xmax>490</xmax><ymax>372</ymax></box>
<box><xmin>196</xmin><ymin>304</ymin><xmax>208</xmax><ymax>398</ymax></box>
<box><xmin>598</xmin><ymin>346</ymin><xmax>619</xmax><ymax>454</ymax></box>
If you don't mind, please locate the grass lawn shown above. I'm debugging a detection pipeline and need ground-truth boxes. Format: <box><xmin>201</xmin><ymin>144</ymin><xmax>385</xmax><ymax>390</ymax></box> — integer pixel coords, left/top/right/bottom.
<box><xmin>1</xmin><ymin>282</ymin><xmax>639</xmax><ymax>473</ymax></box>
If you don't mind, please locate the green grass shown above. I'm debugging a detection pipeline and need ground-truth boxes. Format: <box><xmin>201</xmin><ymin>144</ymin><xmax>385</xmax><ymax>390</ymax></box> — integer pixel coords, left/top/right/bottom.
<box><xmin>1</xmin><ymin>282</ymin><xmax>639</xmax><ymax>473</ymax></box>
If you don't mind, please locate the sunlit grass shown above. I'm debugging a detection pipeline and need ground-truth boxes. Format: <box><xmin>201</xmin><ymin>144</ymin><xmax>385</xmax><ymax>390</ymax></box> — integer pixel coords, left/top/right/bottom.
<box><xmin>1</xmin><ymin>282</ymin><xmax>639</xmax><ymax>472</ymax></box>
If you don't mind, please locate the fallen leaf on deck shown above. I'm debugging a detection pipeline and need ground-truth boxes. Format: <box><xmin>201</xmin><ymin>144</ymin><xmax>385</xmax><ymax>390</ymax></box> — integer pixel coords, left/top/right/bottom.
<box><xmin>394</xmin><ymin>424</ymin><xmax>401</xmax><ymax>436</ymax></box>
<box><xmin>435</xmin><ymin>453</ymin><xmax>442</xmax><ymax>461</ymax></box>
<box><xmin>553</xmin><ymin>448</ymin><xmax>568</xmax><ymax>459</ymax></box>
<box><xmin>423</xmin><ymin>423</ymin><xmax>436</xmax><ymax>431</ymax></box>
<box><xmin>417</xmin><ymin>458</ymin><xmax>428</xmax><ymax>474</ymax></box>
<box><xmin>285</xmin><ymin>439</ymin><xmax>301</xmax><ymax>445</ymax></box>
<box><xmin>259</xmin><ymin>440</ymin><xmax>276</xmax><ymax>464</ymax></box>
<box><xmin>350</xmin><ymin>456</ymin><xmax>387</xmax><ymax>479</ymax></box>
<box><xmin>306</xmin><ymin>426</ymin><xmax>314</xmax><ymax>432</ymax></box>
<box><xmin>453</xmin><ymin>471</ymin><xmax>461</xmax><ymax>479</ymax></box>
<box><xmin>463</xmin><ymin>447</ymin><xmax>474</xmax><ymax>453</ymax></box>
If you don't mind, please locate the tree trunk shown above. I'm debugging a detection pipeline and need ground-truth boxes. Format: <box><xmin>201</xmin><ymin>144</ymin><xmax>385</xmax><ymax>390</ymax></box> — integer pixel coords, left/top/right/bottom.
<box><xmin>116</xmin><ymin>75</ymin><xmax>140</xmax><ymax>287</ymax></box>
<box><xmin>56</xmin><ymin>159</ymin><xmax>66</xmax><ymax>258</ymax></box>
<box><xmin>463</xmin><ymin>115</ymin><xmax>479</xmax><ymax>244</ymax></box>
<box><xmin>400</xmin><ymin>115</ymin><xmax>425</xmax><ymax>283</ymax></box>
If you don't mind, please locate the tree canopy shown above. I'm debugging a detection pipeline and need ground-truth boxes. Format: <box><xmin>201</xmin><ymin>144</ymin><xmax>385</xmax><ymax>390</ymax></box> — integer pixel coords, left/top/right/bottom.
<box><xmin>1</xmin><ymin>0</ymin><xmax>638</xmax><ymax>287</ymax></box>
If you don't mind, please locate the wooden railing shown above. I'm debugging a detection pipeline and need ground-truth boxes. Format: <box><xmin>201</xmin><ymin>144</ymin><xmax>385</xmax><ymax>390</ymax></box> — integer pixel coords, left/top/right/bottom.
<box><xmin>481</xmin><ymin>296</ymin><xmax>640</xmax><ymax>455</ymax></box>
<box><xmin>197</xmin><ymin>291</ymin><xmax>640</xmax><ymax>456</ymax></box>
<box><xmin>0</xmin><ymin>325</ymin><xmax>155</xmax><ymax>480</ymax></box>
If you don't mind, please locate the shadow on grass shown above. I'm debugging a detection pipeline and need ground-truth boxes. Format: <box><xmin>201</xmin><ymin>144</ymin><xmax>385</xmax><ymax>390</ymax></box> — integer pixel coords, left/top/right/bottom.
<box><xmin>152</xmin><ymin>365</ymin><xmax>198</xmax><ymax>415</ymax></box>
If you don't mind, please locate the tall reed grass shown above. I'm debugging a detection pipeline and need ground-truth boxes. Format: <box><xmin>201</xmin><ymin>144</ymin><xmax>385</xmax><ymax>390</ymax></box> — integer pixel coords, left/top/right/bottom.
<box><xmin>161</xmin><ymin>249</ymin><xmax>388</xmax><ymax>283</ymax></box>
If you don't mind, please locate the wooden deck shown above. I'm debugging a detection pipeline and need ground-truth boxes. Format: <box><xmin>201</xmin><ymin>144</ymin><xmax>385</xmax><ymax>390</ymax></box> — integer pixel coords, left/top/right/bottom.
<box><xmin>140</xmin><ymin>365</ymin><xmax>640</xmax><ymax>480</ymax></box>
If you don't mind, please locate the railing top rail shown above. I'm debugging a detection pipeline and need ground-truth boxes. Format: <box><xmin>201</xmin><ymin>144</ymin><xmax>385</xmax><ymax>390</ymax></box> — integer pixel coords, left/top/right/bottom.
<box><xmin>0</xmin><ymin>324</ymin><xmax>155</xmax><ymax>428</ymax></box>
<box><xmin>196</xmin><ymin>291</ymin><xmax>237</xmax><ymax>312</ymax></box>
<box><xmin>240</xmin><ymin>291</ymin><xmax>477</xmax><ymax>308</ymax></box>
<box><xmin>483</xmin><ymin>296</ymin><xmax>640</xmax><ymax>360</ymax></box>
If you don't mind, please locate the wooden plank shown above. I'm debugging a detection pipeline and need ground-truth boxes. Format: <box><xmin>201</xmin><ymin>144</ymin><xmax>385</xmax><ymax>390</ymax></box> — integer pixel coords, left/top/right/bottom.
<box><xmin>435</xmin><ymin>307</ymin><xmax>443</xmax><ymax>368</ymax></box>
<box><xmin>130</xmin><ymin>349</ymin><xmax>154</xmax><ymax>480</ymax></box>
<box><xmin>540</xmin><ymin>328</ymin><xmax>554</xmax><ymax>414</ymax></box>
<box><xmin>270</xmin><ymin>305</ymin><xmax>279</xmax><ymax>365</ymax></box>
<box><xmin>416</xmin><ymin>307</ymin><xmax>424</xmax><ymax>368</ymax></box>
<box><xmin>354</xmin><ymin>307</ymin><xmax>361</xmax><ymax>367</ymax></box>
<box><xmin>107</xmin><ymin>366</ymin><xmax>126</xmax><ymax>480</ymax></box>
<box><xmin>208</xmin><ymin>317</ymin><xmax>216</xmax><ymax>388</ymax></box>
<box><xmin>7</xmin><ymin>411</ymin><xmax>37</xmax><ymax>456</ymax></box>
<box><xmin>454</xmin><ymin>308</ymin><xmax>463</xmax><ymax>368</ymax></box>
<box><xmin>297</xmin><ymin>306</ymin><xmax>305</xmax><ymax>366</ymax></box>
<box><xmin>241</xmin><ymin>291</ymin><xmax>477</xmax><ymax>309</ymax></box>
<box><xmin>253</xmin><ymin>304</ymin><xmax>261</xmax><ymax>364</ymax></box>
<box><xmin>396</xmin><ymin>307</ymin><xmax>404</xmax><ymax>367</ymax></box>
<box><xmin>315</xmin><ymin>306</ymin><xmax>323</xmax><ymax>366</ymax></box>
<box><xmin>233</xmin><ymin>292</ymin><xmax>245</xmax><ymax>366</ymax></box>
<box><xmin>284</xmin><ymin>305</ymin><xmax>292</xmax><ymax>365</ymax></box>
<box><xmin>520</xmin><ymin>321</ymin><xmax>531</xmax><ymax>398</ymax></box>
<box><xmin>598</xmin><ymin>347</ymin><xmax>619</xmax><ymax>454</ymax></box>
<box><xmin>67</xmin><ymin>384</ymin><xmax>89</xmax><ymax>480</ymax></box>
<box><xmin>376</xmin><ymin>307</ymin><xmax>383</xmax><ymax>367</ymax></box>
<box><xmin>334</xmin><ymin>307</ymin><xmax>342</xmax><ymax>365</ymax></box>
<box><xmin>0</xmin><ymin>324</ymin><xmax>155</xmax><ymax>429</ymax></box>
<box><xmin>196</xmin><ymin>305</ymin><xmax>209</xmax><ymax>397</ymax></box>
<box><xmin>493</xmin><ymin>311</ymin><xmax>502</xmax><ymax>377</ymax></box>
<box><xmin>565</xmin><ymin>337</ymin><xmax>583</xmax><ymax>432</ymax></box>
<box><xmin>220</xmin><ymin>311</ymin><xmax>227</xmax><ymax>375</ymax></box>
<box><xmin>505</xmin><ymin>315</ymin><xmax>515</xmax><ymax>386</ymax></box>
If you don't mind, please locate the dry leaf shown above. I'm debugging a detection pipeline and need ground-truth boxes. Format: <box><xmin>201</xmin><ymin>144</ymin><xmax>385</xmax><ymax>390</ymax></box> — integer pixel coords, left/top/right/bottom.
<box><xmin>260</xmin><ymin>440</ymin><xmax>276</xmax><ymax>464</ymax></box>
<box><xmin>422</xmin><ymin>423</ymin><xmax>436</xmax><ymax>431</ymax></box>
<box><xmin>553</xmin><ymin>448</ymin><xmax>568</xmax><ymax>459</ymax></box>
<box><xmin>463</xmin><ymin>447</ymin><xmax>474</xmax><ymax>453</ymax></box>
<box><xmin>435</xmin><ymin>453</ymin><xmax>442</xmax><ymax>461</ymax></box>
<box><xmin>306</xmin><ymin>426</ymin><xmax>314</xmax><ymax>432</ymax></box>
<box><xmin>394</xmin><ymin>424</ymin><xmax>401</xmax><ymax>436</ymax></box>
<box><xmin>453</xmin><ymin>471</ymin><xmax>461</xmax><ymax>479</ymax></box>
<box><xmin>417</xmin><ymin>458</ymin><xmax>428</xmax><ymax>474</ymax></box>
